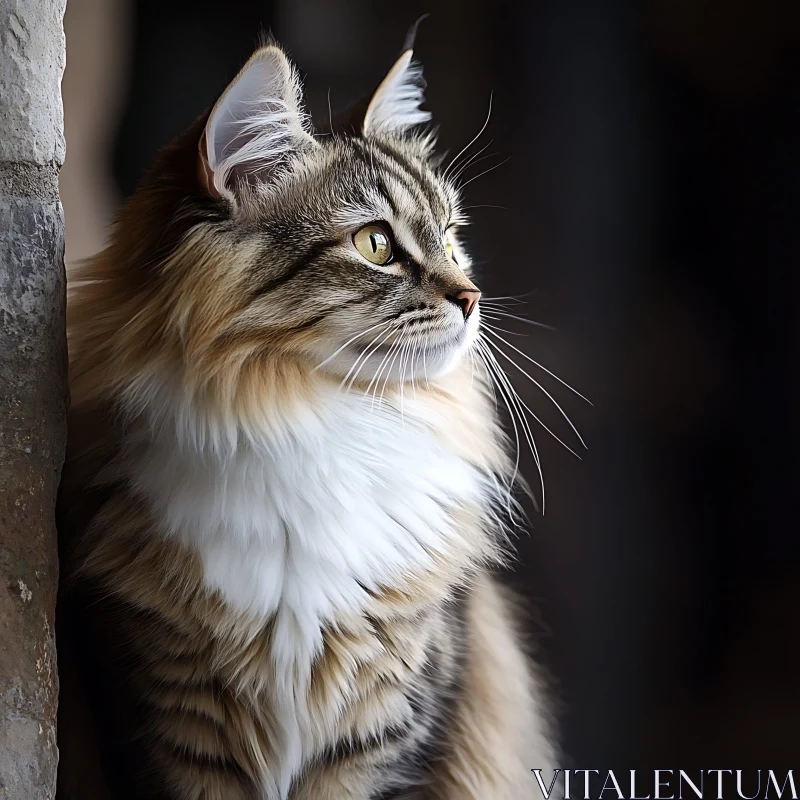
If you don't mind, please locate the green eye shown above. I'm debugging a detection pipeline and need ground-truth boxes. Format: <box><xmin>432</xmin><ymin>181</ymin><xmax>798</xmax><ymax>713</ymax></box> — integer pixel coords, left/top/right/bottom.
<box><xmin>353</xmin><ymin>224</ymin><xmax>393</xmax><ymax>265</ymax></box>
<box><xmin>444</xmin><ymin>235</ymin><xmax>457</xmax><ymax>263</ymax></box>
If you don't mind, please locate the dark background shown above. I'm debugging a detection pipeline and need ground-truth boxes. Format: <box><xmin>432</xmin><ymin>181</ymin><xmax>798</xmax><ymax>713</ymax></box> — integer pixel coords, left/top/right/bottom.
<box><xmin>68</xmin><ymin>0</ymin><xmax>800</xmax><ymax>774</ymax></box>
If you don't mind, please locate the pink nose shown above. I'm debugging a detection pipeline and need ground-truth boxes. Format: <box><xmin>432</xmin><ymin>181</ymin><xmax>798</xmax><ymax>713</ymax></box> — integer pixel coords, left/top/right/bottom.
<box><xmin>447</xmin><ymin>288</ymin><xmax>481</xmax><ymax>320</ymax></box>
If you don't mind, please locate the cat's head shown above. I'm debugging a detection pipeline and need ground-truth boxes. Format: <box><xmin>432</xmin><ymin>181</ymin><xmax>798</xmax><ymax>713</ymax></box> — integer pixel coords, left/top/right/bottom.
<box><xmin>73</xmin><ymin>33</ymin><xmax>486</xmax><ymax>425</ymax></box>
<box><xmin>188</xmin><ymin>36</ymin><xmax>480</xmax><ymax>385</ymax></box>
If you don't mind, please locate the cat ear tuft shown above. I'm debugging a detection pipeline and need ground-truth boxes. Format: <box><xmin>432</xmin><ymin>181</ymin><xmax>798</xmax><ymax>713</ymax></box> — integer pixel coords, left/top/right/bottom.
<box><xmin>198</xmin><ymin>45</ymin><xmax>316</xmax><ymax>200</ymax></box>
<box><xmin>362</xmin><ymin>18</ymin><xmax>432</xmax><ymax>136</ymax></box>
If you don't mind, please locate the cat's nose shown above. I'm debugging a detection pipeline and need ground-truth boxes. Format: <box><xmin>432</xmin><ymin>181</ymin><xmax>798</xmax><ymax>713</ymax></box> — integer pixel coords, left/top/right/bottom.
<box><xmin>447</xmin><ymin>288</ymin><xmax>481</xmax><ymax>320</ymax></box>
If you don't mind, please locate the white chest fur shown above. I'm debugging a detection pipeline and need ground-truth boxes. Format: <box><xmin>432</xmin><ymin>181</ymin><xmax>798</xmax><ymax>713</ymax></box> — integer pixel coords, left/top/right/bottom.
<box><xmin>130</xmin><ymin>387</ymin><xmax>486</xmax><ymax>671</ymax></box>
<box><xmin>124</xmin><ymin>380</ymin><xmax>495</xmax><ymax>797</ymax></box>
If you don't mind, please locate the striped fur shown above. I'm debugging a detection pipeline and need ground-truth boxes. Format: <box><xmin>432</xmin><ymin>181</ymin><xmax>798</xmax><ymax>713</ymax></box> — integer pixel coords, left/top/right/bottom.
<box><xmin>57</xmin><ymin>41</ymin><xmax>558</xmax><ymax>799</ymax></box>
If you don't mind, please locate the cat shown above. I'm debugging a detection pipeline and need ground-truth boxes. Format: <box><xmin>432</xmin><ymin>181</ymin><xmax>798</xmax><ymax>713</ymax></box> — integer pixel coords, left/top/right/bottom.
<box><xmin>56</xmin><ymin>28</ymin><xmax>559</xmax><ymax>800</ymax></box>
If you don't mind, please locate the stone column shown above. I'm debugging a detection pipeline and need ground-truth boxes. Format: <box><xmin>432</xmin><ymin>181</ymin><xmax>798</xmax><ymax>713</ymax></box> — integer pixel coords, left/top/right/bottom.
<box><xmin>0</xmin><ymin>0</ymin><xmax>67</xmax><ymax>797</ymax></box>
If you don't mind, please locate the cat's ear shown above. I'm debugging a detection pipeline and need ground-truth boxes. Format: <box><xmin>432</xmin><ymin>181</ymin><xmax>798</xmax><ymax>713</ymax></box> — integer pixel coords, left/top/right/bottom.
<box><xmin>198</xmin><ymin>44</ymin><xmax>316</xmax><ymax>200</ymax></box>
<box><xmin>361</xmin><ymin>18</ymin><xmax>431</xmax><ymax>136</ymax></box>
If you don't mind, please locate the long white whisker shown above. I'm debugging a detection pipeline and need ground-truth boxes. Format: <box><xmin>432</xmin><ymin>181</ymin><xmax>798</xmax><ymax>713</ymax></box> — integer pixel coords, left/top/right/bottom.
<box><xmin>443</xmin><ymin>94</ymin><xmax>493</xmax><ymax>181</ymax></box>
<box><xmin>481</xmin><ymin>309</ymin><xmax>555</xmax><ymax>330</ymax></box>
<box><xmin>481</xmin><ymin>293</ymin><xmax>535</xmax><ymax>304</ymax></box>
<box><xmin>457</xmin><ymin>157</ymin><xmax>511</xmax><ymax>190</ymax></box>
<box><xmin>314</xmin><ymin>318</ymin><xmax>393</xmax><ymax>371</ymax></box>
<box><xmin>410</xmin><ymin>340</ymin><xmax>419</xmax><ymax>399</ymax></box>
<box><xmin>480</xmin><ymin>318</ymin><xmax>528</xmax><ymax>337</ymax></box>
<box><xmin>481</xmin><ymin>325</ymin><xmax>591</xmax><ymax>404</ymax></box>
<box><xmin>482</xmin><ymin>339</ymin><xmax>582</xmax><ymax>460</ymax></box>
<box><xmin>407</xmin><ymin>339</ymin><xmax>415</xmax><ymax>396</ymax></box>
<box><xmin>343</xmin><ymin>322</ymin><xmax>399</xmax><ymax>394</ymax></box>
<box><xmin>461</xmin><ymin>204</ymin><xmax>509</xmax><ymax>212</ymax></box>
<box><xmin>367</xmin><ymin>333</ymin><xmax>401</xmax><ymax>407</ymax></box>
<box><xmin>479</xmin><ymin>341</ymin><xmax>546</xmax><ymax>511</ymax></box>
<box><xmin>451</xmin><ymin>152</ymin><xmax>501</xmax><ymax>186</ymax></box>
<box><xmin>474</xmin><ymin>345</ymin><xmax>522</xmax><ymax>517</ymax></box>
<box><xmin>379</xmin><ymin>335</ymin><xmax>405</xmax><ymax>407</ymax></box>
<box><xmin>482</xmin><ymin>330</ymin><xmax>587</xmax><ymax>451</ymax></box>
<box><xmin>398</xmin><ymin>338</ymin><xmax>410</xmax><ymax>426</ymax></box>
<box><xmin>478</xmin><ymin>340</ymin><xmax>546</xmax><ymax>511</ymax></box>
<box><xmin>479</xmin><ymin>341</ymin><xmax>541</xmax><ymax>469</ymax></box>
<box><xmin>338</xmin><ymin>320</ymin><xmax>398</xmax><ymax>393</ymax></box>
<box><xmin>450</xmin><ymin>140</ymin><xmax>494</xmax><ymax>182</ymax></box>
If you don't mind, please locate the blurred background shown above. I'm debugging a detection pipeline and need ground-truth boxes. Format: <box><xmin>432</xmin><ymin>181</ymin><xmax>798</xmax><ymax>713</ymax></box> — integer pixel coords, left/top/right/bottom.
<box><xmin>61</xmin><ymin>0</ymin><xmax>799</xmax><ymax>778</ymax></box>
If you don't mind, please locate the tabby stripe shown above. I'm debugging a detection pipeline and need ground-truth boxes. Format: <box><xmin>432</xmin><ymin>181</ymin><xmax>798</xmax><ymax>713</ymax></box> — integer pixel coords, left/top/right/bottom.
<box><xmin>283</xmin><ymin>289</ymin><xmax>385</xmax><ymax>334</ymax></box>
<box><xmin>372</xmin><ymin>159</ymin><xmax>448</xmax><ymax>253</ymax></box>
<box><xmin>374</xmin><ymin>173</ymin><xmax>399</xmax><ymax>218</ymax></box>
<box><xmin>158</xmin><ymin>737</ymin><xmax>248</xmax><ymax>779</ymax></box>
<box><xmin>369</xmin><ymin>140</ymin><xmax>449</xmax><ymax>222</ymax></box>
<box><xmin>145</xmin><ymin>661</ymin><xmax>223</xmax><ymax>687</ymax></box>
<box><xmin>283</xmin><ymin>313</ymin><xmax>327</xmax><ymax>334</ymax></box>
<box><xmin>366</xmin><ymin>140</ymin><xmax>428</xmax><ymax>195</ymax></box>
<box><xmin>356</xmin><ymin>142</ymin><xmax>432</xmax><ymax>223</ymax></box>
<box><xmin>383</xmin><ymin>599</ymin><xmax>470</xmax><ymax>786</ymax></box>
<box><xmin>252</xmin><ymin>237</ymin><xmax>340</xmax><ymax>297</ymax></box>
<box><xmin>144</xmin><ymin>686</ymin><xmax>228</xmax><ymax>727</ymax></box>
<box><xmin>376</xmin><ymin>160</ymin><xmax>432</xmax><ymax>223</ymax></box>
<box><xmin>323</xmin><ymin>722</ymin><xmax>411</xmax><ymax>764</ymax></box>
<box><xmin>151</xmin><ymin>715</ymin><xmax>244</xmax><ymax>773</ymax></box>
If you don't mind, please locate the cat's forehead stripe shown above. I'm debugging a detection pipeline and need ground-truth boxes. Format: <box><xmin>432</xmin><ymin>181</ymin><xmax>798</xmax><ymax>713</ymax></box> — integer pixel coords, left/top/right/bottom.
<box><xmin>369</xmin><ymin>140</ymin><xmax>450</xmax><ymax>224</ymax></box>
<box><xmin>349</xmin><ymin>138</ymin><xmax>449</xmax><ymax>228</ymax></box>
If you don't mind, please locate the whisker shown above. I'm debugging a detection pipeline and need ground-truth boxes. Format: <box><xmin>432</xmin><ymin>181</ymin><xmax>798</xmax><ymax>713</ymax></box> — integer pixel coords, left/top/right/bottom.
<box><xmin>480</xmin><ymin>317</ymin><xmax>527</xmax><ymax>337</ymax></box>
<box><xmin>474</xmin><ymin>344</ymin><xmax>523</xmax><ymax>516</ymax></box>
<box><xmin>482</xmin><ymin>293</ymin><xmax>535</xmax><ymax>304</ymax></box>
<box><xmin>450</xmin><ymin>141</ymin><xmax>494</xmax><ymax>182</ymax></box>
<box><xmin>379</xmin><ymin>336</ymin><xmax>405</xmax><ymax>407</ymax></box>
<box><xmin>398</xmin><ymin>338</ymin><xmax>412</xmax><ymax>425</ymax></box>
<box><xmin>481</xmin><ymin>326</ymin><xmax>591</xmax><ymax>405</ymax></box>
<box><xmin>367</xmin><ymin>340</ymin><xmax>400</xmax><ymax>408</ymax></box>
<box><xmin>478</xmin><ymin>341</ymin><xmax>541</xmax><ymax>469</ymax></box>
<box><xmin>481</xmin><ymin>330</ymin><xmax>587</xmax><ymax>451</ymax></box>
<box><xmin>478</xmin><ymin>340</ymin><xmax>548</xmax><ymax>511</ymax></box>
<box><xmin>480</xmin><ymin>308</ymin><xmax>555</xmax><ymax>331</ymax></box>
<box><xmin>457</xmin><ymin>157</ymin><xmax>511</xmax><ymax>190</ymax></box>
<box><xmin>481</xmin><ymin>339</ymin><xmax>583</xmax><ymax>460</ymax></box>
<box><xmin>314</xmin><ymin>318</ymin><xmax>394</xmax><ymax>371</ymax></box>
<box><xmin>410</xmin><ymin>340</ymin><xmax>420</xmax><ymax>399</ymax></box>
<box><xmin>342</xmin><ymin>322</ymin><xmax>399</xmax><ymax>393</ymax></box>
<box><xmin>367</xmin><ymin>333</ymin><xmax>401</xmax><ymax>407</ymax></box>
<box><xmin>477</xmin><ymin>341</ymin><xmax>545</xmax><ymax>511</ymax></box>
<box><xmin>338</xmin><ymin>320</ymin><xmax>398</xmax><ymax>392</ymax></box>
<box><xmin>442</xmin><ymin>94</ymin><xmax>493</xmax><ymax>182</ymax></box>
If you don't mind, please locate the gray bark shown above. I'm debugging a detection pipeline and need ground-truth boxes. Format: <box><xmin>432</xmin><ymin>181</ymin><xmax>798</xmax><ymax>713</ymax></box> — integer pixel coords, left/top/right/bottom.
<box><xmin>0</xmin><ymin>0</ymin><xmax>67</xmax><ymax>797</ymax></box>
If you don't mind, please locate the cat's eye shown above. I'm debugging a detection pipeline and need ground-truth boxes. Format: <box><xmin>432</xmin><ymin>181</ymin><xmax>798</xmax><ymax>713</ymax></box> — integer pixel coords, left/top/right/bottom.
<box><xmin>353</xmin><ymin>224</ymin><xmax>394</xmax><ymax>265</ymax></box>
<box><xmin>445</xmin><ymin>235</ymin><xmax>458</xmax><ymax>264</ymax></box>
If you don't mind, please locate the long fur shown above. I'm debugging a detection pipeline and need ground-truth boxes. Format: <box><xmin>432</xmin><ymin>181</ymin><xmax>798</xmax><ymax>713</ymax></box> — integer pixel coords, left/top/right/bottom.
<box><xmin>57</xmin><ymin>41</ymin><xmax>558</xmax><ymax>800</ymax></box>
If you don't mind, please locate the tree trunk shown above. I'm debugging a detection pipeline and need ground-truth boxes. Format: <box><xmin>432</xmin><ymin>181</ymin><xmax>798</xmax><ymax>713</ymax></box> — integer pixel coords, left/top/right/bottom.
<box><xmin>0</xmin><ymin>0</ymin><xmax>67</xmax><ymax>797</ymax></box>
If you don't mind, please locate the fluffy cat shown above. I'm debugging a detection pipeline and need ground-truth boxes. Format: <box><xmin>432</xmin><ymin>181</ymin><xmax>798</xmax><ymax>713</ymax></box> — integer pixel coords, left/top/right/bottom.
<box><xmin>56</xmin><ymin>30</ymin><xmax>558</xmax><ymax>800</ymax></box>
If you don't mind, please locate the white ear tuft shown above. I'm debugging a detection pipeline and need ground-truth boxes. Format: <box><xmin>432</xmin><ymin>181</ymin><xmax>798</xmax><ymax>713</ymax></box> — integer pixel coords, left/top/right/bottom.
<box><xmin>200</xmin><ymin>46</ymin><xmax>315</xmax><ymax>199</ymax></box>
<box><xmin>363</xmin><ymin>49</ymin><xmax>431</xmax><ymax>136</ymax></box>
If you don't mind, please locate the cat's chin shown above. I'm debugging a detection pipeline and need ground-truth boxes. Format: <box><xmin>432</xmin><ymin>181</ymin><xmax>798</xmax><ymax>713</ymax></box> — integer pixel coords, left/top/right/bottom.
<box><xmin>311</xmin><ymin>321</ymin><xmax>478</xmax><ymax>387</ymax></box>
